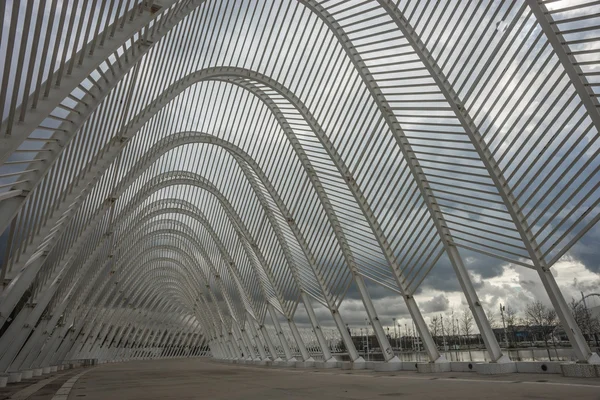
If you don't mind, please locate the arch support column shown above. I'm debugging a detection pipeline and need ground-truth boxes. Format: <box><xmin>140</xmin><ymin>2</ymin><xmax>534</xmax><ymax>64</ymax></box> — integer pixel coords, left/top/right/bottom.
<box><xmin>539</xmin><ymin>269</ymin><xmax>600</xmax><ymax>364</ymax></box>
<box><xmin>267</xmin><ymin>304</ymin><xmax>295</xmax><ymax>361</ymax></box>
<box><xmin>301</xmin><ymin>293</ymin><xmax>333</xmax><ymax>362</ymax></box>
<box><xmin>258</xmin><ymin>325</ymin><xmax>280</xmax><ymax>361</ymax></box>
<box><xmin>354</xmin><ymin>276</ymin><xmax>399</xmax><ymax>364</ymax></box>
<box><xmin>246</xmin><ymin>314</ymin><xmax>269</xmax><ymax>361</ymax></box>
<box><xmin>331</xmin><ymin>309</ymin><xmax>362</xmax><ymax>363</ymax></box>
<box><xmin>239</xmin><ymin>325</ymin><xmax>258</xmax><ymax>360</ymax></box>
<box><xmin>287</xmin><ymin>319</ymin><xmax>312</xmax><ymax>362</ymax></box>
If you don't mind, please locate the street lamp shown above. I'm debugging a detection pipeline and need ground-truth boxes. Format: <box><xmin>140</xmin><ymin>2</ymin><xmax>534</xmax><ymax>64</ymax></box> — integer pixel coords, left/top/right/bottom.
<box><xmin>398</xmin><ymin>323</ymin><xmax>402</xmax><ymax>352</ymax></box>
<box><xmin>413</xmin><ymin>321</ymin><xmax>418</xmax><ymax>352</ymax></box>
<box><xmin>500</xmin><ymin>303</ymin><xmax>509</xmax><ymax>349</ymax></box>
<box><xmin>393</xmin><ymin>317</ymin><xmax>397</xmax><ymax>350</ymax></box>
<box><xmin>581</xmin><ymin>291</ymin><xmax>595</xmax><ymax>346</ymax></box>
<box><xmin>360</xmin><ymin>327</ymin><xmax>363</xmax><ymax>354</ymax></box>
<box><xmin>441</xmin><ymin>314</ymin><xmax>447</xmax><ymax>353</ymax></box>
<box><xmin>405</xmin><ymin>323</ymin><xmax>408</xmax><ymax>354</ymax></box>
<box><xmin>456</xmin><ymin>318</ymin><xmax>460</xmax><ymax>348</ymax></box>
<box><xmin>365</xmin><ymin>318</ymin><xmax>370</xmax><ymax>361</ymax></box>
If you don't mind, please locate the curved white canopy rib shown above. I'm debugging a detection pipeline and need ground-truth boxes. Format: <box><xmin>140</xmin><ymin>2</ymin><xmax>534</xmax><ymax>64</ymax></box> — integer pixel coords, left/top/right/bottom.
<box><xmin>0</xmin><ymin>0</ymin><xmax>599</xmax><ymax>367</ymax></box>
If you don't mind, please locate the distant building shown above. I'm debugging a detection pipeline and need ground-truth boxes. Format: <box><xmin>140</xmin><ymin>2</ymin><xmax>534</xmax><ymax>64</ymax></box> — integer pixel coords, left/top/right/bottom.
<box><xmin>492</xmin><ymin>325</ymin><xmax>558</xmax><ymax>346</ymax></box>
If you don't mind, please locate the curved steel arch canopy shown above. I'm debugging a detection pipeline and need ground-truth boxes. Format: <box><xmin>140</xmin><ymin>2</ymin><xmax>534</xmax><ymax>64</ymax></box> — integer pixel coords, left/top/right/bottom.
<box><xmin>0</xmin><ymin>0</ymin><xmax>599</xmax><ymax>370</ymax></box>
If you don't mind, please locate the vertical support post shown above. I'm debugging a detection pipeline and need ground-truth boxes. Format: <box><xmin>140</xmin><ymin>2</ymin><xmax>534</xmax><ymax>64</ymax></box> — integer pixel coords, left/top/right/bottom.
<box><xmin>220</xmin><ymin>337</ymin><xmax>232</xmax><ymax>359</ymax></box>
<box><xmin>217</xmin><ymin>338</ymin><xmax>228</xmax><ymax>359</ymax></box>
<box><xmin>239</xmin><ymin>324</ymin><xmax>257</xmax><ymax>360</ymax></box>
<box><xmin>220</xmin><ymin>335</ymin><xmax>234</xmax><ymax>359</ymax></box>
<box><xmin>405</xmin><ymin>295</ymin><xmax>446</xmax><ymax>363</ymax></box>
<box><xmin>231</xmin><ymin>326</ymin><xmax>248</xmax><ymax>359</ymax></box>
<box><xmin>209</xmin><ymin>340</ymin><xmax>221</xmax><ymax>359</ymax></box>
<box><xmin>267</xmin><ymin>304</ymin><xmax>294</xmax><ymax>361</ymax></box>
<box><xmin>48</xmin><ymin>325</ymin><xmax>74</xmax><ymax>366</ymax></box>
<box><xmin>12</xmin><ymin>318</ymin><xmax>49</xmax><ymax>370</ymax></box>
<box><xmin>228</xmin><ymin>330</ymin><xmax>242</xmax><ymax>359</ymax></box>
<box><xmin>221</xmin><ymin>326</ymin><xmax>235</xmax><ymax>359</ymax></box>
<box><xmin>259</xmin><ymin>325</ymin><xmax>280</xmax><ymax>361</ymax></box>
<box><xmin>354</xmin><ymin>276</ymin><xmax>399</xmax><ymax>363</ymax></box>
<box><xmin>538</xmin><ymin>268</ymin><xmax>600</xmax><ymax>364</ymax></box>
<box><xmin>446</xmin><ymin>246</ymin><xmax>507</xmax><ymax>362</ymax></box>
<box><xmin>0</xmin><ymin>304</ymin><xmax>33</xmax><ymax>364</ymax></box>
<box><xmin>331</xmin><ymin>309</ymin><xmax>362</xmax><ymax>362</ymax></box>
<box><xmin>288</xmin><ymin>319</ymin><xmax>312</xmax><ymax>362</ymax></box>
<box><xmin>301</xmin><ymin>293</ymin><xmax>333</xmax><ymax>362</ymax></box>
<box><xmin>246</xmin><ymin>315</ymin><xmax>268</xmax><ymax>360</ymax></box>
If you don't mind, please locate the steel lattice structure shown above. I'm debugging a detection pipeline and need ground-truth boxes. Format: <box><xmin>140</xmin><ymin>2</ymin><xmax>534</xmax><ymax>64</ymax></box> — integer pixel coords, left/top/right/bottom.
<box><xmin>0</xmin><ymin>0</ymin><xmax>599</xmax><ymax>372</ymax></box>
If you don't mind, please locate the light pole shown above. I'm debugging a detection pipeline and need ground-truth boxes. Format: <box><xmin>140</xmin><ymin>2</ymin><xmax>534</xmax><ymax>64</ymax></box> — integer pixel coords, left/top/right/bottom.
<box><xmin>405</xmin><ymin>323</ymin><xmax>408</xmax><ymax>355</ymax></box>
<box><xmin>365</xmin><ymin>318</ymin><xmax>370</xmax><ymax>361</ymax></box>
<box><xmin>393</xmin><ymin>318</ymin><xmax>397</xmax><ymax>350</ymax></box>
<box><xmin>581</xmin><ymin>292</ymin><xmax>593</xmax><ymax>346</ymax></box>
<box><xmin>451</xmin><ymin>314</ymin><xmax>457</xmax><ymax>358</ymax></box>
<box><xmin>500</xmin><ymin>303</ymin><xmax>509</xmax><ymax>349</ymax></box>
<box><xmin>360</xmin><ymin>327</ymin><xmax>364</xmax><ymax>357</ymax></box>
<box><xmin>398</xmin><ymin>323</ymin><xmax>402</xmax><ymax>352</ymax></box>
<box><xmin>441</xmin><ymin>314</ymin><xmax>447</xmax><ymax>353</ymax></box>
<box><xmin>412</xmin><ymin>321</ymin><xmax>417</xmax><ymax>353</ymax></box>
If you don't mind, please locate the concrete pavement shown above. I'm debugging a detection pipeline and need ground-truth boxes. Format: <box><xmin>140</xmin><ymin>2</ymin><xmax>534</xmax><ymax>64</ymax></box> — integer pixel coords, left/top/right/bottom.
<box><xmin>65</xmin><ymin>358</ymin><xmax>600</xmax><ymax>399</ymax></box>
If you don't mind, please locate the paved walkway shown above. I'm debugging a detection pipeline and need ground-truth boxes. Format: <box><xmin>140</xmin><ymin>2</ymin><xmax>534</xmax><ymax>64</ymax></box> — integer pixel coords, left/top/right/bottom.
<box><xmin>65</xmin><ymin>358</ymin><xmax>600</xmax><ymax>399</ymax></box>
<box><xmin>0</xmin><ymin>369</ymin><xmax>84</xmax><ymax>400</ymax></box>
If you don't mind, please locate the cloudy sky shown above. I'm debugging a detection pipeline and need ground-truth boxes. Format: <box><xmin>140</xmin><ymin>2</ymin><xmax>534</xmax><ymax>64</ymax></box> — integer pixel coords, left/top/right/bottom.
<box><xmin>302</xmin><ymin>252</ymin><xmax>600</xmax><ymax>333</ymax></box>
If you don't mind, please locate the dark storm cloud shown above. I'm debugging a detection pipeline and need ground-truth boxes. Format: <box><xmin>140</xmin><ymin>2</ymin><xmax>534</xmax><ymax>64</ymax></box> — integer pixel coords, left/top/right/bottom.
<box><xmin>421</xmin><ymin>294</ymin><xmax>450</xmax><ymax>313</ymax></box>
<box><xmin>567</xmin><ymin>223</ymin><xmax>600</xmax><ymax>274</ymax></box>
<box><xmin>419</xmin><ymin>249</ymin><xmax>505</xmax><ymax>294</ymax></box>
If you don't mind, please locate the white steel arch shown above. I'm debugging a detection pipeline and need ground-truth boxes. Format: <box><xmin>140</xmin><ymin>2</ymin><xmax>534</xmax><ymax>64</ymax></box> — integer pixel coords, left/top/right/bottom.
<box><xmin>1</xmin><ymin>0</ymin><xmax>599</xmax><ymax>373</ymax></box>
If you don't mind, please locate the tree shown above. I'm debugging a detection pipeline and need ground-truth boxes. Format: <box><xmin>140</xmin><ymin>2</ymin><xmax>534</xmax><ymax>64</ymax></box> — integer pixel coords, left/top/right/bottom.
<box><xmin>504</xmin><ymin>306</ymin><xmax>518</xmax><ymax>346</ymax></box>
<box><xmin>485</xmin><ymin>307</ymin><xmax>498</xmax><ymax>329</ymax></box>
<box><xmin>525</xmin><ymin>300</ymin><xmax>558</xmax><ymax>360</ymax></box>
<box><xmin>569</xmin><ymin>297</ymin><xmax>600</xmax><ymax>347</ymax></box>
<box><xmin>429</xmin><ymin>316</ymin><xmax>441</xmax><ymax>346</ymax></box>
<box><xmin>460</xmin><ymin>308</ymin><xmax>474</xmax><ymax>360</ymax></box>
